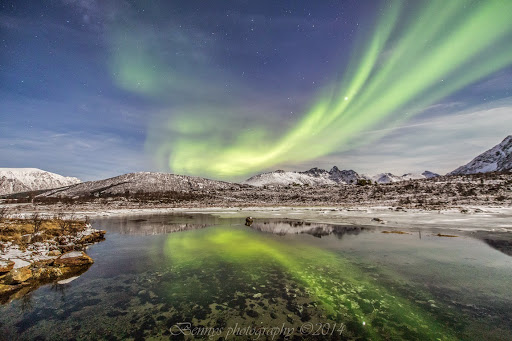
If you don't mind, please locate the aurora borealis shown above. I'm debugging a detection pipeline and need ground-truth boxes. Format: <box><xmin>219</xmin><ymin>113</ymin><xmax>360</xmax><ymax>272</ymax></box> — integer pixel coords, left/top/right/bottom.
<box><xmin>1</xmin><ymin>0</ymin><xmax>512</xmax><ymax>180</ymax></box>
<box><xmin>147</xmin><ymin>0</ymin><xmax>512</xmax><ymax>178</ymax></box>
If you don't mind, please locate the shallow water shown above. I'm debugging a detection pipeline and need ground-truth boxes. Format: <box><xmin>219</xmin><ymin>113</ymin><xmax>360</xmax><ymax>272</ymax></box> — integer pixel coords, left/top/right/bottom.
<box><xmin>0</xmin><ymin>213</ymin><xmax>511</xmax><ymax>340</ymax></box>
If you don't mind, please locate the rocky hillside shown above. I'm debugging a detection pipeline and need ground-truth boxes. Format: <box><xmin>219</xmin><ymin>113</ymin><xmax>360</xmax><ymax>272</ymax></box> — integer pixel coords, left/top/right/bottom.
<box><xmin>37</xmin><ymin>172</ymin><xmax>240</xmax><ymax>198</ymax></box>
<box><xmin>450</xmin><ymin>135</ymin><xmax>512</xmax><ymax>175</ymax></box>
<box><xmin>0</xmin><ymin>168</ymin><xmax>81</xmax><ymax>195</ymax></box>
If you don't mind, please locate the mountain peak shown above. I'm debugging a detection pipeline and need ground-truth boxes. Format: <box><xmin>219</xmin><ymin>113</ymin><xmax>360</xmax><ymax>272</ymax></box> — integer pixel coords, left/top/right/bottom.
<box><xmin>0</xmin><ymin>168</ymin><xmax>81</xmax><ymax>195</ymax></box>
<box><xmin>450</xmin><ymin>135</ymin><xmax>512</xmax><ymax>175</ymax></box>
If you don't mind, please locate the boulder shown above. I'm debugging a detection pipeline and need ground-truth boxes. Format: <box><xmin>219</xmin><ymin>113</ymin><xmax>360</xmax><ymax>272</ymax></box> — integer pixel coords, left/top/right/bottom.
<box><xmin>78</xmin><ymin>230</ymin><xmax>106</xmax><ymax>244</ymax></box>
<box><xmin>0</xmin><ymin>260</ymin><xmax>14</xmax><ymax>273</ymax></box>
<box><xmin>54</xmin><ymin>251</ymin><xmax>93</xmax><ymax>267</ymax></box>
<box><xmin>32</xmin><ymin>266</ymin><xmax>65</xmax><ymax>281</ymax></box>
<box><xmin>4</xmin><ymin>267</ymin><xmax>32</xmax><ymax>284</ymax></box>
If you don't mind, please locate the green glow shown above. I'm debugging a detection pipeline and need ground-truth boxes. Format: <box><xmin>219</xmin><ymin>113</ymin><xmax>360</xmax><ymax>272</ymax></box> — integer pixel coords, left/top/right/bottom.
<box><xmin>163</xmin><ymin>226</ymin><xmax>457</xmax><ymax>340</ymax></box>
<box><xmin>140</xmin><ymin>0</ymin><xmax>512</xmax><ymax>179</ymax></box>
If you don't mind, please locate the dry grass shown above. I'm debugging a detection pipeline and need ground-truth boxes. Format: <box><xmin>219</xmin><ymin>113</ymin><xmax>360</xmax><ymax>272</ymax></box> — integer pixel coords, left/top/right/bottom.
<box><xmin>0</xmin><ymin>218</ymin><xmax>87</xmax><ymax>244</ymax></box>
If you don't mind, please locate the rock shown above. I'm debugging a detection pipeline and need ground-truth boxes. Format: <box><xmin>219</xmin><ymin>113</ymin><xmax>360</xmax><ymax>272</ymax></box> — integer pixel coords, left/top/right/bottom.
<box><xmin>4</xmin><ymin>267</ymin><xmax>32</xmax><ymax>284</ymax></box>
<box><xmin>78</xmin><ymin>230</ymin><xmax>106</xmax><ymax>244</ymax></box>
<box><xmin>48</xmin><ymin>250</ymin><xmax>62</xmax><ymax>257</ymax></box>
<box><xmin>32</xmin><ymin>264</ymin><xmax>89</xmax><ymax>281</ymax></box>
<box><xmin>372</xmin><ymin>217</ymin><xmax>382</xmax><ymax>222</ymax></box>
<box><xmin>245</xmin><ymin>217</ymin><xmax>254</xmax><ymax>226</ymax></box>
<box><xmin>54</xmin><ymin>251</ymin><xmax>93</xmax><ymax>267</ymax></box>
<box><xmin>246</xmin><ymin>309</ymin><xmax>259</xmax><ymax>318</ymax></box>
<box><xmin>32</xmin><ymin>259</ymin><xmax>54</xmax><ymax>267</ymax></box>
<box><xmin>0</xmin><ymin>260</ymin><xmax>14</xmax><ymax>273</ymax></box>
<box><xmin>59</xmin><ymin>244</ymin><xmax>77</xmax><ymax>252</ymax></box>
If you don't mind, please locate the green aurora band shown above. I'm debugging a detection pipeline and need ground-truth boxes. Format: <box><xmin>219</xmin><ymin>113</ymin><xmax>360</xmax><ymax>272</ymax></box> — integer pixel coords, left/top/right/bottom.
<box><xmin>139</xmin><ymin>1</ymin><xmax>512</xmax><ymax>179</ymax></box>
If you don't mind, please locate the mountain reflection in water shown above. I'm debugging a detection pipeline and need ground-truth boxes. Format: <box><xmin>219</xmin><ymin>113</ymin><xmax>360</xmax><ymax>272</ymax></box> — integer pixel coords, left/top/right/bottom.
<box><xmin>94</xmin><ymin>213</ymin><xmax>369</xmax><ymax>239</ymax></box>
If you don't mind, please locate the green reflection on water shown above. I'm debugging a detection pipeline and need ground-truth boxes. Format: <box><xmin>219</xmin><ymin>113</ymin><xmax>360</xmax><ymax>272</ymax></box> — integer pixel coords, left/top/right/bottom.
<box><xmin>164</xmin><ymin>225</ymin><xmax>456</xmax><ymax>340</ymax></box>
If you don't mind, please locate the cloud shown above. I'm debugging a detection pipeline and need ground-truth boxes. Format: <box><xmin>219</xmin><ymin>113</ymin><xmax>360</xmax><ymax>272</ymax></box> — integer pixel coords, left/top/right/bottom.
<box><xmin>322</xmin><ymin>102</ymin><xmax>512</xmax><ymax>175</ymax></box>
<box><xmin>0</xmin><ymin>129</ymin><xmax>149</xmax><ymax>181</ymax></box>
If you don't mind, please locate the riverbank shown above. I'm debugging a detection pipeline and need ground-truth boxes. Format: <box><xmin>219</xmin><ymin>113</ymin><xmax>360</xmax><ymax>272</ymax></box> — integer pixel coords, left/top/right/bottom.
<box><xmin>0</xmin><ymin>216</ymin><xmax>105</xmax><ymax>303</ymax></box>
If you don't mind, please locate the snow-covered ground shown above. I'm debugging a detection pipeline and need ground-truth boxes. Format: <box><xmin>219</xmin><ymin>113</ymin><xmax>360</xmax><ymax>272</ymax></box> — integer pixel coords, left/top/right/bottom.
<box><xmin>16</xmin><ymin>205</ymin><xmax>511</xmax><ymax>233</ymax></box>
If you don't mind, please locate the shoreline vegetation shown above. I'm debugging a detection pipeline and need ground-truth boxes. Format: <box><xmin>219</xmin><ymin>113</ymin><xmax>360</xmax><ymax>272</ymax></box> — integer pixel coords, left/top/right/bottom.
<box><xmin>0</xmin><ymin>212</ymin><xmax>105</xmax><ymax>303</ymax></box>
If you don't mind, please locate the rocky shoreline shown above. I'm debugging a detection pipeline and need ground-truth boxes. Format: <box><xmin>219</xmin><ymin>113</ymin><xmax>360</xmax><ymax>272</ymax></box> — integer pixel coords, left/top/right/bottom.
<box><xmin>0</xmin><ymin>222</ymin><xmax>105</xmax><ymax>304</ymax></box>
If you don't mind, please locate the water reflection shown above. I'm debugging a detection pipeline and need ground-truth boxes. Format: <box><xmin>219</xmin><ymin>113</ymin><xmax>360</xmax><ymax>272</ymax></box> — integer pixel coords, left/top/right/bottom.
<box><xmin>94</xmin><ymin>214</ymin><xmax>371</xmax><ymax>239</ymax></box>
<box><xmin>93</xmin><ymin>213</ymin><xmax>225</xmax><ymax>235</ymax></box>
<box><xmin>162</xmin><ymin>226</ymin><xmax>458</xmax><ymax>340</ymax></box>
<box><xmin>251</xmin><ymin>221</ymin><xmax>368</xmax><ymax>238</ymax></box>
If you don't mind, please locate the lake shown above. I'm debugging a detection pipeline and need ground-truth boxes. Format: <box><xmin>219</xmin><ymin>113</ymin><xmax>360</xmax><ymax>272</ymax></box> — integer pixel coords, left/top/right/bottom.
<box><xmin>0</xmin><ymin>213</ymin><xmax>511</xmax><ymax>340</ymax></box>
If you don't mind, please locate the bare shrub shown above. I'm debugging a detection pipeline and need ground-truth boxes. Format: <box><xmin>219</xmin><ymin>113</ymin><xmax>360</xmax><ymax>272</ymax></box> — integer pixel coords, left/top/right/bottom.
<box><xmin>31</xmin><ymin>212</ymin><xmax>44</xmax><ymax>235</ymax></box>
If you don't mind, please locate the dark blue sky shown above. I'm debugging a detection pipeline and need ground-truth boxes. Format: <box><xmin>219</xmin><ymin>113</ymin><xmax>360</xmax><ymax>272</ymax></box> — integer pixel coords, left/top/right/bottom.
<box><xmin>1</xmin><ymin>0</ymin><xmax>511</xmax><ymax>180</ymax></box>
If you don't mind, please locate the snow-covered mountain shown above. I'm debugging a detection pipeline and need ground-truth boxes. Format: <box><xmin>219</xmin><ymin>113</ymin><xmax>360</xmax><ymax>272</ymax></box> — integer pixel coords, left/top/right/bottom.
<box><xmin>367</xmin><ymin>173</ymin><xmax>405</xmax><ymax>184</ymax></box>
<box><xmin>245</xmin><ymin>167</ymin><xmax>440</xmax><ymax>187</ymax></box>
<box><xmin>37</xmin><ymin>172</ymin><xmax>239</xmax><ymax>198</ymax></box>
<box><xmin>450</xmin><ymin>135</ymin><xmax>512</xmax><ymax>175</ymax></box>
<box><xmin>421</xmin><ymin>170</ymin><xmax>440</xmax><ymax>179</ymax></box>
<box><xmin>243</xmin><ymin>167</ymin><xmax>362</xmax><ymax>187</ymax></box>
<box><xmin>364</xmin><ymin>171</ymin><xmax>438</xmax><ymax>184</ymax></box>
<box><xmin>0</xmin><ymin>168</ymin><xmax>81</xmax><ymax>195</ymax></box>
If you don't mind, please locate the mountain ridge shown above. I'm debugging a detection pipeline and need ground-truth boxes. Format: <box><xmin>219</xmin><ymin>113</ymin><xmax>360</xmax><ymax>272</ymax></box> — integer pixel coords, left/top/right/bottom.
<box><xmin>243</xmin><ymin>167</ymin><xmax>440</xmax><ymax>187</ymax></box>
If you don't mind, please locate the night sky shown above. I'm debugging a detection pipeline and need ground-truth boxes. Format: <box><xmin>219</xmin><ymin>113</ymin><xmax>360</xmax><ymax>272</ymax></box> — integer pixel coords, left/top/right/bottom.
<box><xmin>1</xmin><ymin>0</ymin><xmax>512</xmax><ymax>181</ymax></box>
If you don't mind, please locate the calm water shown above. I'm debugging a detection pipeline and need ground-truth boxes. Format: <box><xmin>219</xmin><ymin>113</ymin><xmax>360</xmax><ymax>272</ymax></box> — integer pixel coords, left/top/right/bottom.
<box><xmin>0</xmin><ymin>213</ymin><xmax>511</xmax><ymax>340</ymax></box>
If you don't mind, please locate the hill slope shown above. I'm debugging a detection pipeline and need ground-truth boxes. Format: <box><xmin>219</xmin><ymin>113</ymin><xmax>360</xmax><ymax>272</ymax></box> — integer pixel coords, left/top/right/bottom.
<box><xmin>37</xmin><ymin>172</ymin><xmax>240</xmax><ymax>198</ymax></box>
